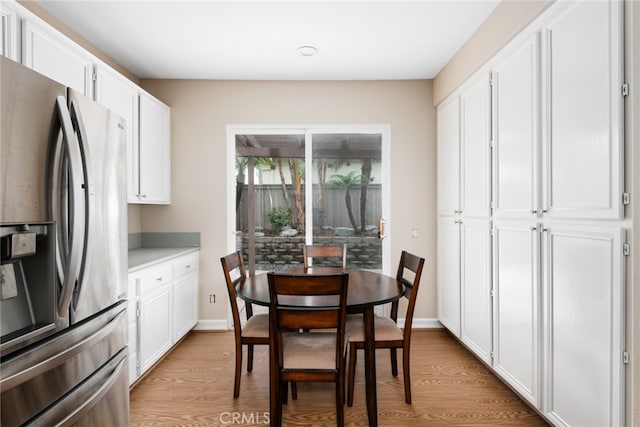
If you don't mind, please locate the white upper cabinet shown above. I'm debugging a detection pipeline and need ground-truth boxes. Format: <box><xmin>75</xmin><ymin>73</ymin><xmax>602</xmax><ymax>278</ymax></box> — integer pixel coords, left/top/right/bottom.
<box><xmin>460</xmin><ymin>74</ymin><xmax>491</xmax><ymax>218</ymax></box>
<box><xmin>0</xmin><ymin>2</ymin><xmax>18</xmax><ymax>61</ymax></box>
<box><xmin>437</xmin><ymin>96</ymin><xmax>460</xmax><ymax>217</ymax></box>
<box><xmin>493</xmin><ymin>34</ymin><xmax>539</xmax><ymax>219</ymax></box>
<box><xmin>438</xmin><ymin>75</ymin><xmax>491</xmax><ymax>219</ymax></box>
<box><xmin>542</xmin><ymin>0</ymin><xmax>623</xmax><ymax>220</ymax></box>
<box><xmin>22</xmin><ymin>18</ymin><xmax>93</xmax><ymax>97</ymax></box>
<box><xmin>137</xmin><ymin>91</ymin><xmax>171</xmax><ymax>204</ymax></box>
<box><xmin>94</xmin><ymin>65</ymin><xmax>140</xmax><ymax>202</ymax></box>
<box><xmin>543</xmin><ymin>225</ymin><xmax>624</xmax><ymax>426</ymax></box>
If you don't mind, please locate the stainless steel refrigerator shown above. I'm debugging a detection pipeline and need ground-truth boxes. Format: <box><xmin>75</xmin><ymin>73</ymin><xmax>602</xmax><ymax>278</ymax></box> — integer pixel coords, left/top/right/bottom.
<box><xmin>0</xmin><ymin>56</ymin><xmax>129</xmax><ymax>425</ymax></box>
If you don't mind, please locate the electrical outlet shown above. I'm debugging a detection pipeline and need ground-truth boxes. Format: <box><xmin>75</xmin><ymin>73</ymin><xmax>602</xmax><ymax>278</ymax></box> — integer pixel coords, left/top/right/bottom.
<box><xmin>410</xmin><ymin>227</ymin><xmax>419</xmax><ymax>239</ymax></box>
<box><xmin>209</xmin><ymin>294</ymin><xmax>216</xmax><ymax>303</ymax></box>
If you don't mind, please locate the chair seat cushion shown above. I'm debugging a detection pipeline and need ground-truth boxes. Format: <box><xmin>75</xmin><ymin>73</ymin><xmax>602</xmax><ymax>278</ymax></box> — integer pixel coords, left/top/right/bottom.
<box><xmin>242</xmin><ymin>313</ymin><xmax>269</xmax><ymax>338</ymax></box>
<box><xmin>345</xmin><ymin>314</ymin><xmax>403</xmax><ymax>342</ymax></box>
<box><xmin>282</xmin><ymin>332</ymin><xmax>342</xmax><ymax>370</ymax></box>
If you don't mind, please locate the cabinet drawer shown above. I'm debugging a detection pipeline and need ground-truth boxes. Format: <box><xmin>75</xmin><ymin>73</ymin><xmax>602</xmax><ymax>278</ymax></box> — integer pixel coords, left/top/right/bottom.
<box><xmin>173</xmin><ymin>253</ymin><xmax>198</xmax><ymax>278</ymax></box>
<box><xmin>139</xmin><ymin>265</ymin><xmax>173</xmax><ymax>295</ymax></box>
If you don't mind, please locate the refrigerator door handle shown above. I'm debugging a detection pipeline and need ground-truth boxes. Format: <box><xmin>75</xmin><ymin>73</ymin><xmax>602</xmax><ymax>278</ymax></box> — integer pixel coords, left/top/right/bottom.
<box><xmin>50</xmin><ymin>96</ymin><xmax>85</xmax><ymax>318</ymax></box>
<box><xmin>68</xmin><ymin>99</ymin><xmax>93</xmax><ymax>305</ymax></box>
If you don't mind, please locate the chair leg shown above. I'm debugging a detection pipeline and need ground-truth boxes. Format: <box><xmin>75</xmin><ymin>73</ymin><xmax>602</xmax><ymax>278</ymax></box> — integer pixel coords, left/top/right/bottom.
<box><xmin>274</xmin><ymin>382</ymin><xmax>284</xmax><ymax>426</ymax></box>
<box><xmin>247</xmin><ymin>344</ymin><xmax>254</xmax><ymax>372</ymax></box>
<box><xmin>283</xmin><ymin>381</ymin><xmax>288</xmax><ymax>404</ymax></box>
<box><xmin>403</xmin><ymin>348</ymin><xmax>411</xmax><ymax>404</ymax></box>
<box><xmin>390</xmin><ymin>348</ymin><xmax>398</xmax><ymax>377</ymax></box>
<box><xmin>233</xmin><ymin>343</ymin><xmax>242</xmax><ymax>398</ymax></box>
<box><xmin>347</xmin><ymin>343</ymin><xmax>357</xmax><ymax>407</ymax></box>
<box><xmin>291</xmin><ymin>382</ymin><xmax>298</xmax><ymax>400</ymax></box>
<box><xmin>336</xmin><ymin>380</ymin><xmax>345</xmax><ymax>427</ymax></box>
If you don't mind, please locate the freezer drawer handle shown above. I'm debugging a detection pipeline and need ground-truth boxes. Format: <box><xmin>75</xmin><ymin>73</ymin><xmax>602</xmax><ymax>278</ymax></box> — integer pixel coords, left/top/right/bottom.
<box><xmin>0</xmin><ymin>308</ymin><xmax>125</xmax><ymax>391</ymax></box>
<box><xmin>29</xmin><ymin>353</ymin><xmax>127</xmax><ymax>427</ymax></box>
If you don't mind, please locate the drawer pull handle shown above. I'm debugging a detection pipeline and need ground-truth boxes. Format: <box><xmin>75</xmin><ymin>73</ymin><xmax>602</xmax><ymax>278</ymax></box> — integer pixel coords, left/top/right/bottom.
<box><xmin>156</xmin><ymin>277</ymin><xmax>162</xmax><ymax>282</ymax></box>
<box><xmin>186</xmin><ymin>265</ymin><xmax>191</xmax><ymax>269</ymax></box>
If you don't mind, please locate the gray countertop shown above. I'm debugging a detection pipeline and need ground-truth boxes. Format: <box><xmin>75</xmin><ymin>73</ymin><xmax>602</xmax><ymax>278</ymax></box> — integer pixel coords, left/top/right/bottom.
<box><xmin>128</xmin><ymin>247</ymin><xmax>199</xmax><ymax>273</ymax></box>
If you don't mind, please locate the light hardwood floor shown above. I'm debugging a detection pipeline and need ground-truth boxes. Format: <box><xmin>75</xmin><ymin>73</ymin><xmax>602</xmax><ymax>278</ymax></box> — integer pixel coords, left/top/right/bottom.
<box><xmin>130</xmin><ymin>329</ymin><xmax>548</xmax><ymax>426</ymax></box>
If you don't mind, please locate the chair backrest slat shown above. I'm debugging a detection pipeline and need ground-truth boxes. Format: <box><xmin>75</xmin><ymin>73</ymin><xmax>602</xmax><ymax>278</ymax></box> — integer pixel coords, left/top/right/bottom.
<box><xmin>303</xmin><ymin>244</ymin><xmax>347</xmax><ymax>269</ymax></box>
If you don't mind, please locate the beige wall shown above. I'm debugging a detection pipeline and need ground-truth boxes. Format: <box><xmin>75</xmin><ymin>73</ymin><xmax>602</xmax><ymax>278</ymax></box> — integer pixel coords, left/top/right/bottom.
<box><xmin>137</xmin><ymin>79</ymin><xmax>436</xmax><ymax>322</ymax></box>
<box><xmin>433</xmin><ymin>0</ymin><xmax>552</xmax><ymax>106</ymax></box>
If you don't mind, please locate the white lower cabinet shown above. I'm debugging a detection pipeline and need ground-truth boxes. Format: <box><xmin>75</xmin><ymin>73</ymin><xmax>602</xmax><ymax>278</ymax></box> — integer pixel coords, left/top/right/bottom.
<box><xmin>127</xmin><ymin>278</ymin><xmax>138</xmax><ymax>385</ymax></box>
<box><xmin>128</xmin><ymin>251</ymin><xmax>199</xmax><ymax>384</ymax></box>
<box><xmin>437</xmin><ymin>217</ymin><xmax>461</xmax><ymax>335</ymax></box>
<box><xmin>493</xmin><ymin>221</ymin><xmax>541</xmax><ymax>407</ymax></box>
<box><xmin>543</xmin><ymin>225</ymin><xmax>624</xmax><ymax>426</ymax></box>
<box><xmin>139</xmin><ymin>281</ymin><xmax>173</xmax><ymax>374</ymax></box>
<box><xmin>460</xmin><ymin>219</ymin><xmax>492</xmax><ymax>364</ymax></box>
<box><xmin>438</xmin><ymin>216</ymin><xmax>493</xmax><ymax>366</ymax></box>
<box><xmin>172</xmin><ymin>261</ymin><xmax>199</xmax><ymax>342</ymax></box>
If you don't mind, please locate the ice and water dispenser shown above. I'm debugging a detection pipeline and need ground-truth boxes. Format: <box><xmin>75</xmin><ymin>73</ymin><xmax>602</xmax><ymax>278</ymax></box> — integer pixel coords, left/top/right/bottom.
<box><xmin>0</xmin><ymin>222</ymin><xmax>57</xmax><ymax>356</ymax></box>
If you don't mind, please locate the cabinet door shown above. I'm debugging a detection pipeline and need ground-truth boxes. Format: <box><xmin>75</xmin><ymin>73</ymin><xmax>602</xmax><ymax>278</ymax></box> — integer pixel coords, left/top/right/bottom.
<box><xmin>544</xmin><ymin>225</ymin><xmax>624</xmax><ymax>426</ymax></box>
<box><xmin>493</xmin><ymin>220</ymin><xmax>540</xmax><ymax>407</ymax></box>
<box><xmin>437</xmin><ymin>97</ymin><xmax>460</xmax><ymax>216</ymax></box>
<box><xmin>493</xmin><ymin>34</ymin><xmax>539</xmax><ymax>219</ymax></box>
<box><xmin>139</xmin><ymin>283</ymin><xmax>172</xmax><ymax>374</ymax></box>
<box><xmin>437</xmin><ymin>217</ymin><xmax>460</xmax><ymax>335</ymax></box>
<box><xmin>127</xmin><ymin>277</ymin><xmax>138</xmax><ymax>385</ymax></box>
<box><xmin>95</xmin><ymin>66</ymin><xmax>140</xmax><ymax>202</ymax></box>
<box><xmin>460</xmin><ymin>74</ymin><xmax>491</xmax><ymax>218</ymax></box>
<box><xmin>22</xmin><ymin>19</ymin><xmax>93</xmax><ymax>97</ymax></box>
<box><xmin>0</xmin><ymin>2</ymin><xmax>18</xmax><ymax>60</ymax></box>
<box><xmin>138</xmin><ymin>92</ymin><xmax>171</xmax><ymax>204</ymax></box>
<box><xmin>460</xmin><ymin>219</ymin><xmax>492</xmax><ymax>364</ymax></box>
<box><xmin>173</xmin><ymin>275</ymin><xmax>198</xmax><ymax>342</ymax></box>
<box><xmin>542</xmin><ymin>0</ymin><xmax>623</xmax><ymax>220</ymax></box>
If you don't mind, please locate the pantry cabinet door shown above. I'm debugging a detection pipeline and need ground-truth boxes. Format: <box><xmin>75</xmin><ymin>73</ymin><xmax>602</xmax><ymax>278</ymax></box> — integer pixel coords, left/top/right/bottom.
<box><xmin>493</xmin><ymin>220</ymin><xmax>540</xmax><ymax>407</ymax></box>
<box><xmin>460</xmin><ymin>219</ymin><xmax>492</xmax><ymax>364</ymax></box>
<box><xmin>460</xmin><ymin>74</ymin><xmax>491</xmax><ymax>218</ymax></box>
<box><xmin>492</xmin><ymin>34</ymin><xmax>539</xmax><ymax>219</ymax></box>
<box><xmin>437</xmin><ymin>97</ymin><xmax>461</xmax><ymax>217</ymax></box>
<box><xmin>437</xmin><ymin>217</ymin><xmax>460</xmax><ymax>336</ymax></box>
<box><xmin>543</xmin><ymin>225</ymin><xmax>624</xmax><ymax>426</ymax></box>
<box><xmin>542</xmin><ymin>0</ymin><xmax>623</xmax><ymax>220</ymax></box>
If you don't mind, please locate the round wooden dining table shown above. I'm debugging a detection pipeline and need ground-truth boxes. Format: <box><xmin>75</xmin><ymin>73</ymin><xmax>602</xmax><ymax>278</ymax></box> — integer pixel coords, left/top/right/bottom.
<box><xmin>236</xmin><ymin>267</ymin><xmax>404</xmax><ymax>427</ymax></box>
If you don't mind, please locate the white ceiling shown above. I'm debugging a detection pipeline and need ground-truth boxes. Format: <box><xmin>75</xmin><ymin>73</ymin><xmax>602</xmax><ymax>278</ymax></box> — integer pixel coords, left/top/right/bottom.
<box><xmin>37</xmin><ymin>0</ymin><xmax>500</xmax><ymax>80</ymax></box>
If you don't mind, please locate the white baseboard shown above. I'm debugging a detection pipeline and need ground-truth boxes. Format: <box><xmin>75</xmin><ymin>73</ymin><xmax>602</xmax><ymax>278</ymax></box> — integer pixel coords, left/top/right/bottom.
<box><xmin>194</xmin><ymin>319</ymin><xmax>229</xmax><ymax>331</ymax></box>
<box><xmin>195</xmin><ymin>317</ymin><xmax>442</xmax><ymax>331</ymax></box>
<box><xmin>398</xmin><ymin>317</ymin><xmax>443</xmax><ymax>329</ymax></box>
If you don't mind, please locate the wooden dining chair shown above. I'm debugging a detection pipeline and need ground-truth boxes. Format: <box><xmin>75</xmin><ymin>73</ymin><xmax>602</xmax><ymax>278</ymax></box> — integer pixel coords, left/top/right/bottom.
<box><xmin>303</xmin><ymin>244</ymin><xmax>347</xmax><ymax>269</ymax></box>
<box><xmin>221</xmin><ymin>251</ymin><xmax>269</xmax><ymax>398</ymax></box>
<box><xmin>267</xmin><ymin>272</ymin><xmax>349</xmax><ymax>427</ymax></box>
<box><xmin>346</xmin><ymin>250</ymin><xmax>425</xmax><ymax>405</ymax></box>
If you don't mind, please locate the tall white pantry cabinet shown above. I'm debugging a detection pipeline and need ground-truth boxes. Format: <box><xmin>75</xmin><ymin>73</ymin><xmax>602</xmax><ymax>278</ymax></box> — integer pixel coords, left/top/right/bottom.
<box><xmin>436</xmin><ymin>1</ymin><xmax>626</xmax><ymax>426</ymax></box>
